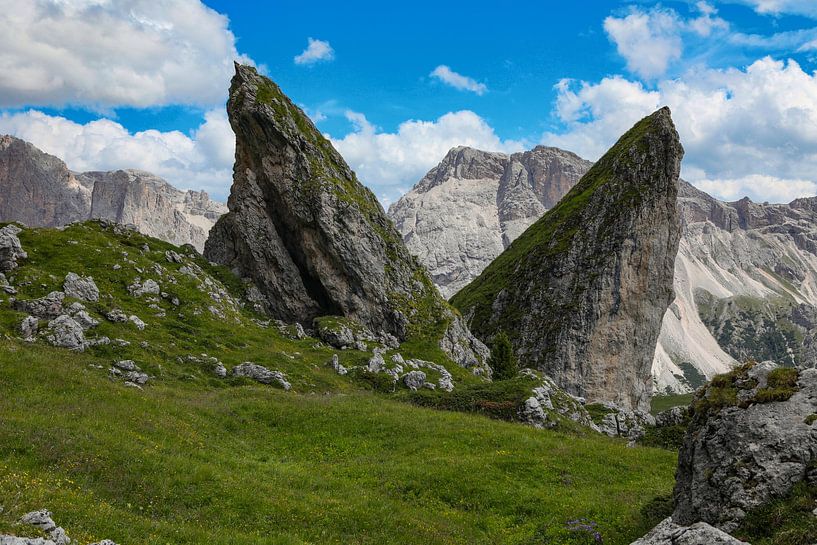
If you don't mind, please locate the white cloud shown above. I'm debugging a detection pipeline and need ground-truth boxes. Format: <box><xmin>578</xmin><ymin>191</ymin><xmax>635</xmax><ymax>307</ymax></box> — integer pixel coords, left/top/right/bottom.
<box><xmin>0</xmin><ymin>0</ymin><xmax>250</xmax><ymax>109</ymax></box>
<box><xmin>294</xmin><ymin>38</ymin><xmax>335</xmax><ymax>65</ymax></box>
<box><xmin>330</xmin><ymin>110</ymin><xmax>523</xmax><ymax>203</ymax></box>
<box><xmin>0</xmin><ymin>109</ymin><xmax>235</xmax><ymax>200</ymax></box>
<box><xmin>603</xmin><ymin>4</ymin><xmax>728</xmax><ymax>79</ymax></box>
<box><xmin>693</xmin><ymin>175</ymin><xmax>817</xmax><ymax>202</ymax></box>
<box><xmin>544</xmin><ymin>57</ymin><xmax>817</xmax><ymax>203</ymax></box>
<box><xmin>734</xmin><ymin>0</ymin><xmax>817</xmax><ymax>17</ymax></box>
<box><xmin>430</xmin><ymin>65</ymin><xmax>488</xmax><ymax>95</ymax></box>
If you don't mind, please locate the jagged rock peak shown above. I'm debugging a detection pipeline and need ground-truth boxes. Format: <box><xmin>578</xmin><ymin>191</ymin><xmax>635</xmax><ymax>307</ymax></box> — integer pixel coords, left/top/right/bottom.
<box><xmin>452</xmin><ymin>107</ymin><xmax>684</xmax><ymax>411</ymax></box>
<box><xmin>0</xmin><ymin>135</ymin><xmax>226</xmax><ymax>251</ymax></box>
<box><xmin>204</xmin><ymin>64</ymin><xmax>488</xmax><ymax>370</ymax></box>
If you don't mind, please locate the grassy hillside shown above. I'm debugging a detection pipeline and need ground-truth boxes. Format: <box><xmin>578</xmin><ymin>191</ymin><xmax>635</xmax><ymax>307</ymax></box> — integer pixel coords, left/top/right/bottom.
<box><xmin>0</xmin><ymin>222</ymin><xmax>677</xmax><ymax>544</ymax></box>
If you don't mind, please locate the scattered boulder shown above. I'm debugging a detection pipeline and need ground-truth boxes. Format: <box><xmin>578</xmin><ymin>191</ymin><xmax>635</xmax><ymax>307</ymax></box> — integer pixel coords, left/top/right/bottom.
<box><xmin>18</xmin><ymin>510</ymin><xmax>69</xmax><ymax>545</ymax></box>
<box><xmin>367</xmin><ymin>349</ymin><xmax>386</xmax><ymax>373</ymax></box>
<box><xmin>231</xmin><ymin>362</ymin><xmax>291</xmax><ymax>390</ymax></box>
<box><xmin>110</xmin><ymin>360</ymin><xmax>149</xmax><ymax>385</ymax></box>
<box><xmin>181</xmin><ymin>354</ymin><xmax>227</xmax><ymax>378</ymax></box>
<box><xmin>128</xmin><ymin>278</ymin><xmax>160</xmax><ymax>297</ymax></box>
<box><xmin>45</xmin><ymin>315</ymin><xmax>86</xmax><ymax>351</ymax></box>
<box><xmin>20</xmin><ymin>316</ymin><xmax>37</xmax><ymax>341</ymax></box>
<box><xmin>403</xmin><ymin>370</ymin><xmax>426</xmax><ymax>390</ymax></box>
<box><xmin>329</xmin><ymin>354</ymin><xmax>347</xmax><ymax>376</ymax></box>
<box><xmin>588</xmin><ymin>402</ymin><xmax>655</xmax><ymax>440</ymax></box>
<box><xmin>13</xmin><ymin>292</ymin><xmax>65</xmax><ymax>319</ymax></box>
<box><xmin>128</xmin><ymin>315</ymin><xmax>146</xmax><ymax>330</ymax></box>
<box><xmin>673</xmin><ymin>363</ymin><xmax>817</xmax><ymax>532</ymax></box>
<box><xmin>165</xmin><ymin>250</ymin><xmax>183</xmax><ymax>263</ymax></box>
<box><xmin>104</xmin><ymin>309</ymin><xmax>128</xmax><ymax>323</ymax></box>
<box><xmin>0</xmin><ymin>224</ymin><xmax>27</xmax><ymax>272</ymax></box>
<box><xmin>62</xmin><ymin>273</ymin><xmax>99</xmax><ymax>302</ymax></box>
<box><xmin>517</xmin><ymin>370</ymin><xmax>597</xmax><ymax>431</ymax></box>
<box><xmin>314</xmin><ymin>317</ymin><xmax>398</xmax><ymax>351</ymax></box>
<box><xmin>655</xmin><ymin>406</ymin><xmax>688</xmax><ymax>427</ymax></box>
<box><xmin>630</xmin><ymin>517</ymin><xmax>748</xmax><ymax>545</ymax></box>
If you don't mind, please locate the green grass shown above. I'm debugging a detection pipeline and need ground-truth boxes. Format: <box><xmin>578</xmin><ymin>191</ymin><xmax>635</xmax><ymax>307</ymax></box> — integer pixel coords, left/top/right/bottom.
<box><xmin>0</xmin><ymin>339</ymin><xmax>676</xmax><ymax>545</ymax></box>
<box><xmin>0</xmin><ymin>221</ymin><xmax>679</xmax><ymax>544</ymax></box>
<box><xmin>650</xmin><ymin>394</ymin><xmax>694</xmax><ymax>415</ymax></box>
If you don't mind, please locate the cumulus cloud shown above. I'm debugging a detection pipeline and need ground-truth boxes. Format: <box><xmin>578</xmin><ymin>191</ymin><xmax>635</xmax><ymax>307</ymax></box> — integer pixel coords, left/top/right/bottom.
<box><xmin>734</xmin><ymin>0</ymin><xmax>817</xmax><ymax>17</ymax></box>
<box><xmin>430</xmin><ymin>65</ymin><xmax>488</xmax><ymax>95</ymax></box>
<box><xmin>543</xmin><ymin>57</ymin><xmax>817</xmax><ymax>203</ymax></box>
<box><xmin>603</xmin><ymin>3</ymin><xmax>728</xmax><ymax>78</ymax></box>
<box><xmin>0</xmin><ymin>0</ymin><xmax>250</xmax><ymax>109</ymax></box>
<box><xmin>330</xmin><ymin>110</ymin><xmax>523</xmax><ymax>203</ymax></box>
<box><xmin>0</xmin><ymin>109</ymin><xmax>235</xmax><ymax>200</ymax></box>
<box><xmin>694</xmin><ymin>175</ymin><xmax>817</xmax><ymax>203</ymax></box>
<box><xmin>294</xmin><ymin>38</ymin><xmax>335</xmax><ymax>65</ymax></box>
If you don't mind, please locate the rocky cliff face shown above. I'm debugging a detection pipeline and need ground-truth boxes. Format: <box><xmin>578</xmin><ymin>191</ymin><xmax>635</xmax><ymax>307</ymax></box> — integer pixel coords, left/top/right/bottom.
<box><xmin>389</xmin><ymin>146</ymin><xmax>591</xmax><ymax>297</ymax></box>
<box><xmin>204</xmin><ymin>64</ymin><xmax>488</xmax><ymax>370</ymax></box>
<box><xmin>672</xmin><ymin>362</ymin><xmax>817</xmax><ymax>532</ymax></box>
<box><xmin>0</xmin><ymin>135</ymin><xmax>226</xmax><ymax>251</ymax></box>
<box><xmin>451</xmin><ymin>108</ymin><xmax>683</xmax><ymax>410</ymax></box>
<box><xmin>391</xmin><ymin>145</ymin><xmax>817</xmax><ymax>394</ymax></box>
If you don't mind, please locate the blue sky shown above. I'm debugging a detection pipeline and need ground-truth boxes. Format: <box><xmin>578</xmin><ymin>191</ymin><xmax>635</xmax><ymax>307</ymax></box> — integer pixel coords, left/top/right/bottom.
<box><xmin>3</xmin><ymin>1</ymin><xmax>817</xmax><ymax>205</ymax></box>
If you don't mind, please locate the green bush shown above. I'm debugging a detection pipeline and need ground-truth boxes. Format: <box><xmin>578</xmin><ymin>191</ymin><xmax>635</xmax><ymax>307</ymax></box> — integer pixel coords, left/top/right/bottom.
<box><xmin>489</xmin><ymin>331</ymin><xmax>518</xmax><ymax>380</ymax></box>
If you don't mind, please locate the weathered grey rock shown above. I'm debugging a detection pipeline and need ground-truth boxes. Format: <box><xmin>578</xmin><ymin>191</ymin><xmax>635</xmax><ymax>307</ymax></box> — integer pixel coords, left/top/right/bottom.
<box><xmin>128</xmin><ymin>279</ymin><xmax>160</xmax><ymax>297</ymax></box>
<box><xmin>367</xmin><ymin>349</ymin><xmax>387</xmax><ymax>373</ymax></box>
<box><xmin>13</xmin><ymin>291</ymin><xmax>64</xmax><ymax>319</ymax></box>
<box><xmin>630</xmin><ymin>517</ymin><xmax>748</xmax><ymax>545</ymax></box>
<box><xmin>452</xmin><ymin>109</ymin><xmax>683</xmax><ymax>411</ymax></box>
<box><xmin>231</xmin><ymin>362</ymin><xmax>291</xmax><ymax>390</ymax></box>
<box><xmin>113</xmin><ymin>360</ymin><xmax>138</xmax><ymax>371</ymax></box>
<box><xmin>330</xmin><ymin>354</ymin><xmax>347</xmax><ymax>376</ymax></box>
<box><xmin>45</xmin><ymin>315</ymin><xmax>86</xmax><ymax>350</ymax></box>
<box><xmin>62</xmin><ymin>273</ymin><xmax>99</xmax><ymax>302</ymax></box>
<box><xmin>403</xmin><ymin>370</ymin><xmax>426</xmax><ymax>390</ymax></box>
<box><xmin>591</xmin><ymin>402</ymin><xmax>655</xmax><ymax>439</ymax></box>
<box><xmin>0</xmin><ymin>224</ymin><xmax>26</xmax><ymax>273</ymax></box>
<box><xmin>0</xmin><ymin>536</ymin><xmax>56</xmax><ymax>545</ymax></box>
<box><xmin>654</xmin><ymin>406</ymin><xmax>688</xmax><ymax>427</ymax></box>
<box><xmin>104</xmin><ymin>309</ymin><xmax>128</xmax><ymax>323</ymax></box>
<box><xmin>439</xmin><ymin>316</ymin><xmax>491</xmax><ymax>376</ymax></box>
<box><xmin>673</xmin><ymin>364</ymin><xmax>817</xmax><ymax>532</ymax></box>
<box><xmin>389</xmin><ymin>146</ymin><xmax>591</xmax><ymax>298</ymax></box>
<box><xmin>203</xmin><ymin>64</ymin><xmax>488</xmax><ymax>370</ymax></box>
<box><xmin>69</xmin><ymin>308</ymin><xmax>99</xmax><ymax>331</ymax></box>
<box><xmin>128</xmin><ymin>315</ymin><xmax>146</xmax><ymax>330</ymax></box>
<box><xmin>0</xmin><ymin>135</ymin><xmax>226</xmax><ymax>251</ymax></box>
<box><xmin>20</xmin><ymin>315</ymin><xmax>38</xmax><ymax>341</ymax></box>
<box><xmin>517</xmin><ymin>369</ymin><xmax>597</xmax><ymax>431</ymax></box>
<box><xmin>18</xmin><ymin>510</ymin><xmax>69</xmax><ymax>545</ymax></box>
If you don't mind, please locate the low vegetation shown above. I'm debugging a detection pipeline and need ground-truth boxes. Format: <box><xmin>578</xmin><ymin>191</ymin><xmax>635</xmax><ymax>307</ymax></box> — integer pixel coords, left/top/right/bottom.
<box><xmin>0</xmin><ymin>222</ymin><xmax>678</xmax><ymax>544</ymax></box>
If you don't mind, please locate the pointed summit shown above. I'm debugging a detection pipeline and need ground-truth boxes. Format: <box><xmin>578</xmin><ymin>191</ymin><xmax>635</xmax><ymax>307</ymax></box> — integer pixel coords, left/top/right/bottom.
<box><xmin>205</xmin><ymin>64</ymin><xmax>489</xmax><ymax>372</ymax></box>
<box><xmin>451</xmin><ymin>107</ymin><xmax>684</xmax><ymax>410</ymax></box>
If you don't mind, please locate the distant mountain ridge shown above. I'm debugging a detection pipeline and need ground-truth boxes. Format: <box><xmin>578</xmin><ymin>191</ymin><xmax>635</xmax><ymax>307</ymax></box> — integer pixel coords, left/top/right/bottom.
<box><xmin>389</xmin><ymin>143</ymin><xmax>817</xmax><ymax>393</ymax></box>
<box><xmin>0</xmin><ymin>135</ymin><xmax>226</xmax><ymax>251</ymax></box>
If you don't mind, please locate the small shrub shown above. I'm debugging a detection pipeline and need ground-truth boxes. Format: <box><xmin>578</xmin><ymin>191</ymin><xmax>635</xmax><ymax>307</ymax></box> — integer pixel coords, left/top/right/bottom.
<box><xmin>489</xmin><ymin>331</ymin><xmax>518</xmax><ymax>380</ymax></box>
<box><xmin>805</xmin><ymin>414</ymin><xmax>817</xmax><ymax>425</ymax></box>
<box><xmin>638</xmin><ymin>494</ymin><xmax>674</xmax><ymax>533</ymax></box>
<box><xmin>754</xmin><ymin>367</ymin><xmax>799</xmax><ymax>404</ymax></box>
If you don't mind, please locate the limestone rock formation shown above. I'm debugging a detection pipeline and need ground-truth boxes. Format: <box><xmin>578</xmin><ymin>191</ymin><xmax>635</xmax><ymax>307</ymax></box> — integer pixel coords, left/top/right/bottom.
<box><xmin>630</xmin><ymin>517</ymin><xmax>748</xmax><ymax>545</ymax></box>
<box><xmin>0</xmin><ymin>135</ymin><xmax>226</xmax><ymax>251</ymax></box>
<box><xmin>388</xmin><ymin>146</ymin><xmax>591</xmax><ymax>297</ymax></box>
<box><xmin>452</xmin><ymin>108</ymin><xmax>683</xmax><ymax>410</ymax></box>
<box><xmin>390</xmin><ymin>141</ymin><xmax>817</xmax><ymax>394</ymax></box>
<box><xmin>673</xmin><ymin>362</ymin><xmax>817</xmax><ymax>532</ymax></box>
<box><xmin>204</xmin><ymin>63</ymin><xmax>488</xmax><ymax>370</ymax></box>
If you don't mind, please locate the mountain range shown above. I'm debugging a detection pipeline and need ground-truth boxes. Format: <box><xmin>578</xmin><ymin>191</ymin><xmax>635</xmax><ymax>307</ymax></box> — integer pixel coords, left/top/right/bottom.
<box><xmin>389</xmin><ymin>144</ymin><xmax>817</xmax><ymax>393</ymax></box>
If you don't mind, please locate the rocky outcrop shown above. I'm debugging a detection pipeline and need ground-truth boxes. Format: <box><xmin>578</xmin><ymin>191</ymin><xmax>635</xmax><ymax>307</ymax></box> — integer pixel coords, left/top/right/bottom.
<box><xmin>630</xmin><ymin>517</ymin><xmax>748</xmax><ymax>545</ymax></box>
<box><xmin>1</xmin><ymin>509</ymin><xmax>119</xmax><ymax>545</ymax></box>
<box><xmin>451</xmin><ymin>108</ymin><xmax>683</xmax><ymax>411</ymax></box>
<box><xmin>388</xmin><ymin>146</ymin><xmax>591</xmax><ymax>297</ymax></box>
<box><xmin>0</xmin><ymin>224</ymin><xmax>27</xmax><ymax>273</ymax></box>
<box><xmin>673</xmin><ymin>362</ymin><xmax>817</xmax><ymax>532</ymax></box>
<box><xmin>204</xmin><ymin>63</ymin><xmax>488</xmax><ymax>371</ymax></box>
<box><xmin>0</xmin><ymin>135</ymin><xmax>226</xmax><ymax>251</ymax></box>
<box><xmin>231</xmin><ymin>362</ymin><xmax>291</xmax><ymax>390</ymax></box>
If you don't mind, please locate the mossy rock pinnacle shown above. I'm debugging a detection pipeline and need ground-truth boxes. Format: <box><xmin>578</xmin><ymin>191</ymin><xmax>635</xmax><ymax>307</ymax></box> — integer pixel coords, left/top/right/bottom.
<box><xmin>204</xmin><ymin>64</ymin><xmax>488</xmax><ymax>371</ymax></box>
<box><xmin>452</xmin><ymin>107</ymin><xmax>684</xmax><ymax>410</ymax></box>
